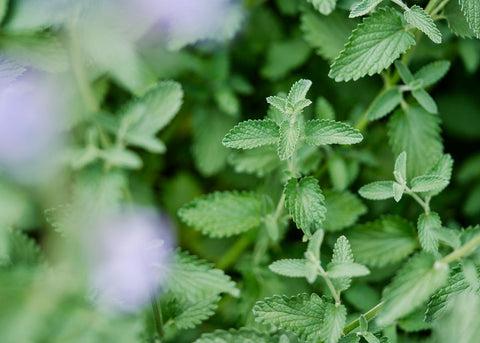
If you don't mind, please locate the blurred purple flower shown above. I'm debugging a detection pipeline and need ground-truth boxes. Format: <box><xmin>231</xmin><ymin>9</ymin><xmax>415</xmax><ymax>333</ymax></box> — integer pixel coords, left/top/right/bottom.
<box><xmin>0</xmin><ymin>66</ymin><xmax>64</xmax><ymax>183</ymax></box>
<box><xmin>87</xmin><ymin>209</ymin><xmax>175</xmax><ymax>313</ymax></box>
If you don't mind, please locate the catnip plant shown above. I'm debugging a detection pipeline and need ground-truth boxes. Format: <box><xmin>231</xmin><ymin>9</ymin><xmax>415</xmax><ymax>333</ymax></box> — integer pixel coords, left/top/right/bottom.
<box><xmin>0</xmin><ymin>0</ymin><xmax>480</xmax><ymax>342</ymax></box>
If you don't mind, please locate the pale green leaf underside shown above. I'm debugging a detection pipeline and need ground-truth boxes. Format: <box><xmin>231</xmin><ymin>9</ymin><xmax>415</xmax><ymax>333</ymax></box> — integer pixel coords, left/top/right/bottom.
<box><xmin>269</xmin><ymin>259</ymin><xmax>307</xmax><ymax>278</ymax></box>
<box><xmin>365</xmin><ymin>87</ymin><xmax>402</xmax><ymax>121</ymax></box>
<box><xmin>459</xmin><ymin>0</ymin><xmax>480</xmax><ymax>38</ymax></box>
<box><xmin>278</xmin><ymin>121</ymin><xmax>300</xmax><ymax>160</ymax></box>
<box><xmin>327</xmin><ymin>262</ymin><xmax>370</xmax><ymax>278</ymax></box>
<box><xmin>320</xmin><ymin>303</ymin><xmax>347</xmax><ymax>343</ymax></box>
<box><xmin>418</xmin><ymin>212</ymin><xmax>442</xmax><ymax>253</ymax></box>
<box><xmin>288</xmin><ymin>79</ymin><xmax>312</xmax><ymax>105</ymax></box>
<box><xmin>411</xmin><ymin>175</ymin><xmax>449</xmax><ymax>192</ymax></box>
<box><xmin>308</xmin><ymin>0</ymin><xmax>337</xmax><ymax>15</ymax></box>
<box><xmin>329</xmin><ymin>7</ymin><xmax>415</xmax><ymax>81</ymax></box>
<box><xmin>305</xmin><ymin>119</ymin><xmax>363</xmax><ymax>145</ymax></box>
<box><xmin>194</xmin><ymin>328</ymin><xmax>277</xmax><ymax>343</ymax></box>
<box><xmin>165</xmin><ymin>250</ymin><xmax>239</xmax><ymax>302</ymax></box>
<box><xmin>378</xmin><ymin>253</ymin><xmax>449</xmax><ymax>326</ymax></box>
<box><xmin>388</xmin><ymin>106</ymin><xmax>443</xmax><ymax>178</ymax></box>
<box><xmin>349</xmin><ymin>0</ymin><xmax>384</xmax><ymax>18</ymax></box>
<box><xmin>359</xmin><ymin>181</ymin><xmax>395</xmax><ymax>200</ymax></box>
<box><xmin>348</xmin><ymin>216</ymin><xmax>418</xmax><ymax>267</ymax></box>
<box><xmin>178</xmin><ymin>191</ymin><xmax>263</xmax><ymax>237</ymax></box>
<box><xmin>422</xmin><ymin>154</ymin><xmax>453</xmax><ymax>196</ymax></box>
<box><xmin>223</xmin><ymin>119</ymin><xmax>280</xmax><ymax>149</ymax></box>
<box><xmin>285</xmin><ymin>177</ymin><xmax>327</xmax><ymax>237</ymax></box>
<box><xmin>404</xmin><ymin>6</ymin><xmax>442</xmax><ymax>43</ymax></box>
<box><xmin>253</xmin><ymin>293</ymin><xmax>325</xmax><ymax>342</ymax></box>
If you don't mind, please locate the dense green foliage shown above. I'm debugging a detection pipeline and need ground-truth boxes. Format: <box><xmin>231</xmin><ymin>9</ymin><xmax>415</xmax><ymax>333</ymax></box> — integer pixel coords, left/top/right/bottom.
<box><xmin>1</xmin><ymin>0</ymin><xmax>480</xmax><ymax>342</ymax></box>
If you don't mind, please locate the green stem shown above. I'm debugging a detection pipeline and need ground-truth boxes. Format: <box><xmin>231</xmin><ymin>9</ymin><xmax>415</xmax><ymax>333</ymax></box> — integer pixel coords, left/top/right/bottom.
<box><xmin>343</xmin><ymin>302</ymin><xmax>384</xmax><ymax>335</ymax></box>
<box><xmin>430</xmin><ymin>0</ymin><xmax>450</xmax><ymax>16</ymax></box>
<box><xmin>317</xmin><ymin>265</ymin><xmax>342</xmax><ymax>305</ymax></box>
<box><xmin>441</xmin><ymin>233</ymin><xmax>480</xmax><ymax>264</ymax></box>
<box><xmin>274</xmin><ymin>193</ymin><xmax>286</xmax><ymax>220</ymax></box>
<box><xmin>425</xmin><ymin>0</ymin><xmax>443</xmax><ymax>14</ymax></box>
<box><xmin>216</xmin><ymin>235</ymin><xmax>251</xmax><ymax>270</ymax></box>
<box><xmin>151</xmin><ymin>297</ymin><xmax>164</xmax><ymax>340</ymax></box>
<box><xmin>404</xmin><ymin>187</ymin><xmax>430</xmax><ymax>213</ymax></box>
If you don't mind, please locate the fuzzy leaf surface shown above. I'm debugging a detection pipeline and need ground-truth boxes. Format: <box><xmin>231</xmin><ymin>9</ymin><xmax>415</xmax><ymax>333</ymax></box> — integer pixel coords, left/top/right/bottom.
<box><xmin>178</xmin><ymin>191</ymin><xmax>263</xmax><ymax>237</ymax></box>
<box><xmin>359</xmin><ymin>181</ymin><xmax>395</xmax><ymax>200</ymax></box>
<box><xmin>323</xmin><ymin>190</ymin><xmax>367</xmax><ymax>231</ymax></box>
<box><xmin>410</xmin><ymin>175</ymin><xmax>449</xmax><ymax>192</ymax></box>
<box><xmin>378</xmin><ymin>253</ymin><xmax>449</xmax><ymax>326</ymax></box>
<box><xmin>404</xmin><ymin>6</ymin><xmax>442</xmax><ymax>43</ymax></box>
<box><xmin>253</xmin><ymin>293</ymin><xmax>325</xmax><ymax>342</ymax></box>
<box><xmin>288</xmin><ymin>79</ymin><xmax>312</xmax><ymax>105</ymax></box>
<box><xmin>165</xmin><ymin>250</ymin><xmax>239</xmax><ymax>302</ymax></box>
<box><xmin>413</xmin><ymin>60</ymin><xmax>451</xmax><ymax>88</ymax></box>
<box><xmin>388</xmin><ymin>106</ymin><xmax>443</xmax><ymax>178</ymax></box>
<box><xmin>307</xmin><ymin>0</ymin><xmax>337</xmax><ymax>15</ymax></box>
<box><xmin>365</xmin><ymin>87</ymin><xmax>402</xmax><ymax>121</ymax></box>
<box><xmin>349</xmin><ymin>0</ymin><xmax>383</xmax><ymax>18</ymax></box>
<box><xmin>223</xmin><ymin>120</ymin><xmax>280</xmax><ymax>149</ymax></box>
<box><xmin>278</xmin><ymin>121</ymin><xmax>300</xmax><ymax>160</ymax></box>
<box><xmin>320</xmin><ymin>303</ymin><xmax>347</xmax><ymax>343</ymax></box>
<box><xmin>194</xmin><ymin>328</ymin><xmax>277</xmax><ymax>343</ymax></box>
<box><xmin>459</xmin><ymin>0</ymin><xmax>480</xmax><ymax>38</ymax></box>
<box><xmin>348</xmin><ymin>216</ymin><xmax>418</xmax><ymax>267</ymax></box>
<box><xmin>269</xmin><ymin>259</ymin><xmax>307</xmax><ymax>278</ymax></box>
<box><xmin>329</xmin><ymin>8</ymin><xmax>415</xmax><ymax>81</ymax></box>
<box><xmin>285</xmin><ymin>177</ymin><xmax>327</xmax><ymax>237</ymax></box>
<box><xmin>418</xmin><ymin>212</ymin><xmax>442</xmax><ymax>253</ymax></box>
<box><xmin>305</xmin><ymin>119</ymin><xmax>363</xmax><ymax>145</ymax></box>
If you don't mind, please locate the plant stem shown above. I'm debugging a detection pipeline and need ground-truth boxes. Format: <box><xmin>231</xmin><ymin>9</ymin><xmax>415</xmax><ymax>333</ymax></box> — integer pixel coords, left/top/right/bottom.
<box><xmin>430</xmin><ymin>0</ymin><xmax>450</xmax><ymax>16</ymax></box>
<box><xmin>216</xmin><ymin>235</ymin><xmax>251</xmax><ymax>270</ymax></box>
<box><xmin>151</xmin><ymin>297</ymin><xmax>164</xmax><ymax>340</ymax></box>
<box><xmin>441</xmin><ymin>233</ymin><xmax>480</xmax><ymax>264</ymax></box>
<box><xmin>317</xmin><ymin>265</ymin><xmax>342</xmax><ymax>305</ymax></box>
<box><xmin>343</xmin><ymin>302</ymin><xmax>384</xmax><ymax>335</ymax></box>
<box><xmin>404</xmin><ymin>187</ymin><xmax>430</xmax><ymax>213</ymax></box>
<box><xmin>274</xmin><ymin>193</ymin><xmax>286</xmax><ymax>220</ymax></box>
<box><xmin>425</xmin><ymin>0</ymin><xmax>443</xmax><ymax>14</ymax></box>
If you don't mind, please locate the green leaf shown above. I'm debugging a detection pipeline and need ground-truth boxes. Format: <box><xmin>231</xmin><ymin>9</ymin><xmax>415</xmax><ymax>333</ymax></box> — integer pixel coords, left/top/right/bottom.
<box><xmin>339</xmin><ymin>334</ymin><xmax>361</xmax><ymax>343</ymax></box>
<box><xmin>163</xmin><ymin>295</ymin><xmax>220</xmax><ymax>330</ymax></box>
<box><xmin>418</xmin><ymin>212</ymin><xmax>442</xmax><ymax>253</ymax></box>
<box><xmin>413</xmin><ymin>61</ymin><xmax>451</xmax><ymax>88</ymax></box>
<box><xmin>423</xmin><ymin>154</ymin><xmax>453</xmax><ymax>194</ymax></box>
<box><xmin>284</xmin><ymin>177</ymin><xmax>327</xmax><ymax>237</ymax></box>
<box><xmin>194</xmin><ymin>328</ymin><xmax>277</xmax><ymax>343</ymax></box>
<box><xmin>331</xmin><ymin>235</ymin><xmax>354</xmax><ymax>264</ymax></box>
<box><xmin>328</xmin><ymin>153</ymin><xmax>350</xmax><ymax>191</ymax></box>
<box><xmin>395</xmin><ymin>151</ymin><xmax>408</xmax><ymax>183</ymax></box>
<box><xmin>411</xmin><ymin>88</ymin><xmax>438</xmax><ymax>114</ymax></box>
<box><xmin>122</xmin><ymin>81</ymin><xmax>183</xmax><ymax>152</ymax></box>
<box><xmin>404</xmin><ymin>6</ymin><xmax>442</xmax><ymax>43</ymax></box>
<box><xmin>0</xmin><ymin>0</ymin><xmax>7</xmax><ymax>24</ymax></box>
<box><xmin>223</xmin><ymin>120</ymin><xmax>280</xmax><ymax>149</ymax></box>
<box><xmin>393</xmin><ymin>182</ymin><xmax>405</xmax><ymax>202</ymax></box>
<box><xmin>278</xmin><ymin>121</ymin><xmax>300</xmax><ymax>160</ymax></box>
<box><xmin>398</xmin><ymin>310</ymin><xmax>432</xmax><ymax>332</ymax></box>
<box><xmin>316</xmin><ymin>97</ymin><xmax>336</xmax><ymax>120</ymax></box>
<box><xmin>262</xmin><ymin>38</ymin><xmax>311</xmax><ymax>81</ymax></box>
<box><xmin>100</xmin><ymin>148</ymin><xmax>142</xmax><ymax>169</ymax></box>
<box><xmin>267</xmin><ymin>95</ymin><xmax>288</xmax><ymax>113</ymax></box>
<box><xmin>300</xmin><ymin>8</ymin><xmax>358</xmax><ymax>61</ymax></box>
<box><xmin>395</xmin><ymin>60</ymin><xmax>415</xmax><ymax>84</ymax></box>
<box><xmin>228</xmin><ymin>147</ymin><xmax>282</xmax><ymax>177</ymax></box>
<box><xmin>388</xmin><ymin>106</ymin><xmax>443</xmax><ymax>178</ymax></box>
<box><xmin>348</xmin><ymin>216</ymin><xmax>418</xmax><ymax>267</ymax></box>
<box><xmin>192</xmin><ymin>110</ymin><xmax>234</xmax><ymax>176</ymax></box>
<box><xmin>328</xmin><ymin>236</ymin><xmax>363</xmax><ymax>290</ymax></box>
<box><xmin>253</xmin><ymin>293</ymin><xmax>325</xmax><ymax>342</ymax></box>
<box><xmin>288</xmin><ymin>79</ymin><xmax>312</xmax><ymax>105</ymax></box>
<box><xmin>269</xmin><ymin>259</ymin><xmax>307</xmax><ymax>278</ymax></box>
<box><xmin>459</xmin><ymin>0</ymin><xmax>480</xmax><ymax>38</ymax></box>
<box><xmin>444</xmin><ymin>0</ymin><xmax>477</xmax><ymax>38</ymax></box>
<box><xmin>349</xmin><ymin>0</ymin><xmax>384</xmax><ymax>18</ymax></box>
<box><xmin>362</xmin><ymin>332</ymin><xmax>380</xmax><ymax>343</ymax></box>
<box><xmin>178</xmin><ymin>191</ymin><xmax>264</xmax><ymax>237</ymax></box>
<box><xmin>305</xmin><ymin>119</ymin><xmax>363</xmax><ymax>145</ymax></box>
<box><xmin>307</xmin><ymin>229</ymin><xmax>325</xmax><ymax>261</ymax></box>
<box><xmin>320</xmin><ymin>303</ymin><xmax>347</xmax><ymax>343</ymax></box>
<box><xmin>359</xmin><ymin>181</ymin><xmax>395</xmax><ymax>200</ymax></box>
<box><xmin>329</xmin><ymin>8</ymin><xmax>415</xmax><ymax>81</ymax></box>
<box><xmin>3</xmin><ymin>230</ymin><xmax>42</xmax><ymax>268</ymax></box>
<box><xmin>327</xmin><ymin>262</ymin><xmax>371</xmax><ymax>278</ymax></box>
<box><xmin>323</xmin><ymin>190</ymin><xmax>367</xmax><ymax>232</ymax></box>
<box><xmin>410</xmin><ymin>175</ymin><xmax>449</xmax><ymax>192</ymax></box>
<box><xmin>377</xmin><ymin>253</ymin><xmax>450</xmax><ymax>326</ymax></box>
<box><xmin>307</xmin><ymin>0</ymin><xmax>337</xmax><ymax>15</ymax></box>
<box><xmin>165</xmin><ymin>250</ymin><xmax>239</xmax><ymax>301</ymax></box>
<box><xmin>365</xmin><ymin>87</ymin><xmax>402</xmax><ymax>121</ymax></box>
<box><xmin>426</xmin><ymin>266</ymin><xmax>478</xmax><ymax>321</ymax></box>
